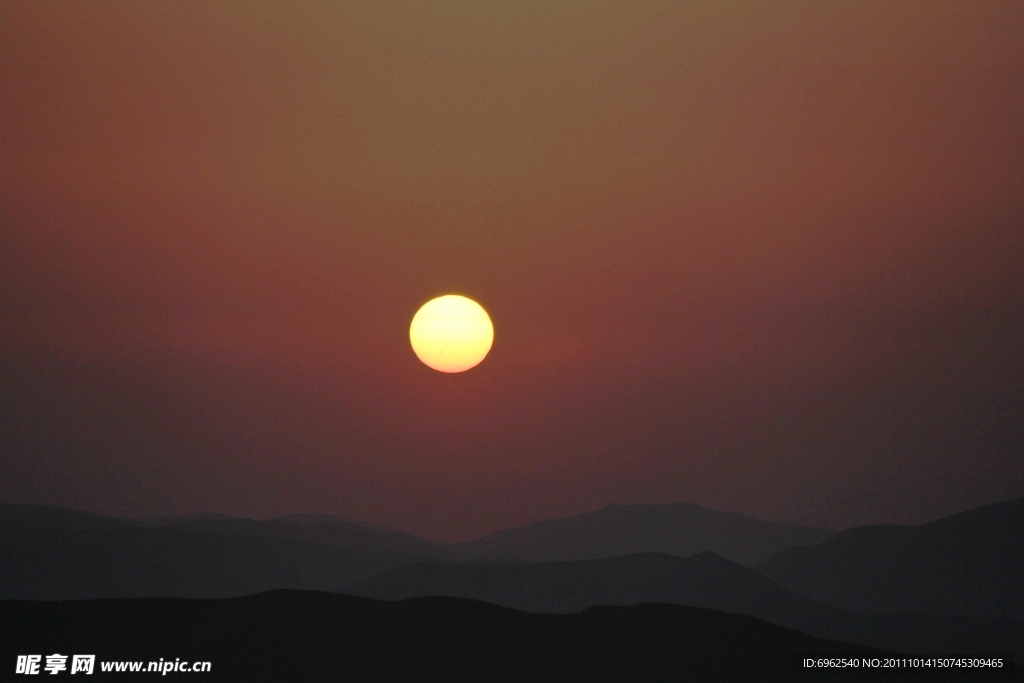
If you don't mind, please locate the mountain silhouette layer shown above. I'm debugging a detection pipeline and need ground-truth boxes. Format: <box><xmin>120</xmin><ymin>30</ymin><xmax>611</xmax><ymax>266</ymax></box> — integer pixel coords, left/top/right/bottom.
<box><xmin>0</xmin><ymin>500</ymin><xmax>832</xmax><ymax>599</ymax></box>
<box><xmin>144</xmin><ymin>515</ymin><xmax>452</xmax><ymax>559</ymax></box>
<box><xmin>756</xmin><ymin>497</ymin><xmax>1024</xmax><ymax>621</ymax></box>
<box><xmin>346</xmin><ymin>551</ymin><xmax>1024</xmax><ymax>660</ymax></box>
<box><xmin>454</xmin><ymin>501</ymin><xmax>833</xmax><ymax>566</ymax></box>
<box><xmin>0</xmin><ymin>503</ymin><xmax>423</xmax><ymax>599</ymax></box>
<box><xmin>4</xmin><ymin>590</ymin><xmax>997</xmax><ymax>682</ymax></box>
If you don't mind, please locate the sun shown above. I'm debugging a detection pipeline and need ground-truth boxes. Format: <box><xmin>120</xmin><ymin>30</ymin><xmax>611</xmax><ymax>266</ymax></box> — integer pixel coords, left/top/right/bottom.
<box><xmin>410</xmin><ymin>295</ymin><xmax>494</xmax><ymax>373</ymax></box>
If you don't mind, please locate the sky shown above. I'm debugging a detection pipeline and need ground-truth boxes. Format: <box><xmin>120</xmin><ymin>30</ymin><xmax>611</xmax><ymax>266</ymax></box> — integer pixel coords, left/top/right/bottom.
<box><xmin>1</xmin><ymin>2</ymin><xmax>1022</xmax><ymax>541</ymax></box>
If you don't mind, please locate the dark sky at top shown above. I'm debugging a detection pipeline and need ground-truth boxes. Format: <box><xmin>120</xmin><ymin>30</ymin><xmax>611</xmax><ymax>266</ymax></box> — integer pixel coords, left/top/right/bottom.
<box><xmin>1</xmin><ymin>2</ymin><xmax>1022</xmax><ymax>541</ymax></box>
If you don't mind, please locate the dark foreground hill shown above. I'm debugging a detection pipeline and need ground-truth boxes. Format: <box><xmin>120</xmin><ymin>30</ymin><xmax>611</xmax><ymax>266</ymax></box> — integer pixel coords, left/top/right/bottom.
<box><xmin>346</xmin><ymin>551</ymin><xmax>1024</xmax><ymax>661</ymax></box>
<box><xmin>455</xmin><ymin>501</ymin><xmax>832</xmax><ymax>566</ymax></box>
<box><xmin>3</xmin><ymin>591</ymin><xmax>1011</xmax><ymax>682</ymax></box>
<box><xmin>756</xmin><ymin>497</ymin><xmax>1024</xmax><ymax>621</ymax></box>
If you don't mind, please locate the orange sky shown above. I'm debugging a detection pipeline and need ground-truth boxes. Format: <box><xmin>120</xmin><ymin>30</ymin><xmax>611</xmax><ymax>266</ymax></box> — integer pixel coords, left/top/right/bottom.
<box><xmin>2</xmin><ymin>2</ymin><xmax>1022</xmax><ymax>540</ymax></box>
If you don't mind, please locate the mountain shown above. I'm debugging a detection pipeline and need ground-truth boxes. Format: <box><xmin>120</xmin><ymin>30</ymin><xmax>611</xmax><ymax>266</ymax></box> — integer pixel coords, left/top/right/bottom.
<box><xmin>0</xmin><ymin>501</ymin><xmax>129</xmax><ymax>533</ymax></box>
<box><xmin>346</xmin><ymin>551</ymin><xmax>1024</xmax><ymax>660</ymax></box>
<box><xmin>3</xmin><ymin>498</ymin><xmax>1020</xmax><ymax>664</ymax></box>
<box><xmin>756</xmin><ymin>497</ymin><xmax>1024</xmax><ymax>620</ymax></box>
<box><xmin>0</xmin><ymin>502</ymin><xmax>428</xmax><ymax>599</ymax></box>
<box><xmin>454</xmin><ymin>502</ymin><xmax>833</xmax><ymax>566</ymax></box>
<box><xmin>0</xmin><ymin>590</ymin><xmax>947</xmax><ymax>683</ymax></box>
<box><xmin>133</xmin><ymin>513</ymin><xmax>237</xmax><ymax>525</ymax></box>
<box><xmin>145</xmin><ymin>516</ymin><xmax>452</xmax><ymax>560</ymax></box>
<box><xmin>274</xmin><ymin>512</ymin><xmax>414</xmax><ymax>536</ymax></box>
<box><xmin>0</xmin><ymin>499</ymin><xmax>836</xmax><ymax>580</ymax></box>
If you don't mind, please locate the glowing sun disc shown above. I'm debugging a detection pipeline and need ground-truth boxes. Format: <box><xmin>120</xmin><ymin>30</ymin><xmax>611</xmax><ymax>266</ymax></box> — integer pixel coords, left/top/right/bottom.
<box><xmin>410</xmin><ymin>295</ymin><xmax>494</xmax><ymax>373</ymax></box>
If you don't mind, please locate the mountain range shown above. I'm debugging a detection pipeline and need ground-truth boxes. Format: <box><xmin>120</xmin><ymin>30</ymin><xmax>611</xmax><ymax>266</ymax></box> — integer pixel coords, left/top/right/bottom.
<box><xmin>757</xmin><ymin>497</ymin><xmax>1024</xmax><ymax>621</ymax></box>
<box><xmin>0</xmin><ymin>498</ymin><xmax>833</xmax><ymax>600</ymax></box>
<box><xmin>2</xmin><ymin>497</ymin><xmax>1021</xmax><ymax>662</ymax></box>
<box><xmin>449</xmin><ymin>502</ymin><xmax>833</xmax><ymax>566</ymax></box>
<box><xmin>0</xmin><ymin>503</ymin><xmax>422</xmax><ymax>599</ymax></box>
<box><xmin>345</xmin><ymin>550</ymin><xmax>1024</xmax><ymax>661</ymax></box>
<box><xmin>1</xmin><ymin>590</ymin><xmax>961</xmax><ymax>682</ymax></box>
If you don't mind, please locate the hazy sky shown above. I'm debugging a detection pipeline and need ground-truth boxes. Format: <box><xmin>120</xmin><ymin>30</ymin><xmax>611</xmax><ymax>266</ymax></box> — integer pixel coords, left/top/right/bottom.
<box><xmin>2</xmin><ymin>2</ymin><xmax>1022</xmax><ymax>540</ymax></box>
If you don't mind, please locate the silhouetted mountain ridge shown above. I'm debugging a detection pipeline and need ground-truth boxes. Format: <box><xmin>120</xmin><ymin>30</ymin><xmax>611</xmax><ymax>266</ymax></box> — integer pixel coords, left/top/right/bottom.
<box><xmin>347</xmin><ymin>551</ymin><xmax>1024</xmax><ymax>660</ymax></box>
<box><xmin>151</xmin><ymin>517</ymin><xmax>451</xmax><ymax>560</ymax></box>
<box><xmin>756</xmin><ymin>497</ymin><xmax>1024</xmax><ymax>620</ymax></box>
<box><xmin>1</xmin><ymin>590</ymin><xmax>972</xmax><ymax>682</ymax></box>
<box><xmin>453</xmin><ymin>502</ymin><xmax>833</xmax><ymax>566</ymax></box>
<box><xmin>0</xmin><ymin>498</ymin><xmax>836</xmax><ymax>573</ymax></box>
<box><xmin>0</xmin><ymin>522</ymin><xmax>423</xmax><ymax>600</ymax></box>
<box><xmin>0</xmin><ymin>501</ymin><xmax>129</xmax><ymax>533</ymax></box>
<box><xmin>275</xmin><ymin>513</ymin><xmax>414</xmax><ymax>536</ymax></box>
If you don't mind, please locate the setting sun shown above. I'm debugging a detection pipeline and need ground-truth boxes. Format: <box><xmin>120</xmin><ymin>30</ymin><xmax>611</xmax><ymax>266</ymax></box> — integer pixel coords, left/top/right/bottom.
<box><xmin>409</xmin><ymin>295</ymin><xmax>494</xmax><ymax>373</ymax></box>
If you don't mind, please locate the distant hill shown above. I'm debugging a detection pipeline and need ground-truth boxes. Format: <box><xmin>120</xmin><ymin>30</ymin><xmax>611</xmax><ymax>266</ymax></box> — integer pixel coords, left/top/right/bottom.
<box><xmin>0</xmin><ymin>503</ymin><xmax>428</xmax><ymax>599</ymax></box>
<box><xmin>346</xmin><ymin>551</ymin><xmax>1024</xmax><ymax>660</ymax></box>
<box><xmin>756</xmin><ymin>497</ymin><xmax>1024</xmax><ymax>621</ymax></box>
<box><xmin>146</xmin><ymin>516</ymin><xmax>452</xmax><ymax>560</ymax></box>
<box><xmin>132</xmin><ymin>513</ymin><xmax>237</xmax><ymax>525</ymax></box>
<box><xmin>274</xmin><ymin>512</ymin><xmax>415</xmax><ymax>536</ymax></box>
<box><xmin>454</xmin><ymin>502</ymin><xmax>833</xmax><ymax>566</ymax></box>
<box><xmin>0</xmin><ymin>501</ymin><xmax>128</xmax><ymax>533</ymax></box>
<box><xmin>0</xmin><ymin>499</ymin><xmax>836</xmax><ymax>583</ymax></box>
<box><xmin>0</xmin><ymin>590</ymin><xmax>936</xmax><ymax>682</ymax></box>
